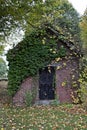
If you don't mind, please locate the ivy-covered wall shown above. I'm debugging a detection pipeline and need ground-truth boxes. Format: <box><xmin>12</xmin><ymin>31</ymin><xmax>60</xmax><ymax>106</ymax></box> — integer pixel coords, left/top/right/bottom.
<box><xmin>7</xmin><ymin>26</ymin><xmax>66</xmax><ymax>96</ymax></box>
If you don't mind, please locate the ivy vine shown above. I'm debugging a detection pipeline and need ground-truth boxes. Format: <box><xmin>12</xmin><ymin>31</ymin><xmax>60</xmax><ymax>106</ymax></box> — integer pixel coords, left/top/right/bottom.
<box><xmin>7</xmin><ymin>26</ymin><xmax>66</xmax><ymax>96</ymax></box>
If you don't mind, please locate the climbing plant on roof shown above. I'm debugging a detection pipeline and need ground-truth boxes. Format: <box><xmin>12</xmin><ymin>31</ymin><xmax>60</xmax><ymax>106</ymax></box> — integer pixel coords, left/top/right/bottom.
<box><xmin>7</xmin><ymin>26</ymin><xmax>66</xmax><ymax>96</ymax></box>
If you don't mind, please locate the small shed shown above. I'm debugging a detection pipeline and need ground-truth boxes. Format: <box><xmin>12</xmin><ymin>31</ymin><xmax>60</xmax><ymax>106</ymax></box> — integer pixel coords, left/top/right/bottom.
<box><xmin>7</xmin><ymin>25</ymin><xmax>81</xmax><ymax>106</ymax></box>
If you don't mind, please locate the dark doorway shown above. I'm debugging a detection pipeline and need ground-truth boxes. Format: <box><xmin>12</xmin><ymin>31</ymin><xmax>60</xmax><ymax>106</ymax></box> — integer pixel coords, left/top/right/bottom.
<box><xmin>39</xmin><ymin>67</ymin><xmax>55</xmax><ymax>100</ymax></box>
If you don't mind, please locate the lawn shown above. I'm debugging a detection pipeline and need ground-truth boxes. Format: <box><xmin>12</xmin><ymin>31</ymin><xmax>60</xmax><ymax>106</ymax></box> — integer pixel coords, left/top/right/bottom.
<box><xmin>0</xmin><ymin>104</ymin><xmax>87</xmax><ymax>130</ymax></box>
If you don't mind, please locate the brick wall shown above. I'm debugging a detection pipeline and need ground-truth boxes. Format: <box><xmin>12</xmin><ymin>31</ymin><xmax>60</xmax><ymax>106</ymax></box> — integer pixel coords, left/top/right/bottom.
<box><xmin>56</xmin><ymin>57</ymin><xmax>79</xmax><ymax>103</ymax></box>
<box><xmin>13</xmin><ymin>76</ymin><xmax>39</xmax><ymax>106</ymax></box>
<box><xmin>13</xmin><ymin>57</ymin><xmax>79</xmax><ymax>106</ymax></box>
<box><xmin>13</xmin><ymin>77</ymin><xmax>32</xmax><ymax>106</ymax></box>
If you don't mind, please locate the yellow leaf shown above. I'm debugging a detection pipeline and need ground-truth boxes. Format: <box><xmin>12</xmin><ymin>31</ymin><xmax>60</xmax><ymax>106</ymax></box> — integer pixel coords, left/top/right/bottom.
<box><xmin>57</xmin><ymin>66</ymin><xmax>61</xmax><ymax>70</ymax></box>
<box><xmin>1</xmin><ymin>128</ymin><xmax>4</xmax><ymax>130</ymax></box>
<box><xmin>55</xmin><ymin>58</ymin><xmax>60</xmax><ymax>62</ymax></box>
<box><xmin>62</xmin><ymin>81</ymin><xmax>66</xmax><ymax>87</ymax></box>
<box><xmin>63</xmin><ymin>62</ymin><xmax>66</xmax><ymax>66</ymax></box>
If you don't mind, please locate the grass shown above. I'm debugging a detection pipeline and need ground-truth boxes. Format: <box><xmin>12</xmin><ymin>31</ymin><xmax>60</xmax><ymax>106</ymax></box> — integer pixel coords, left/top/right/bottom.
<box><xmin>0</xmin><ymin>81</ymin><xmax>87</xmax><ymax>130</ymax></box>
<box><xmin>0</xmin><ymin>104</ymin><xmax>87</xmax><ymax>130</ymax></box>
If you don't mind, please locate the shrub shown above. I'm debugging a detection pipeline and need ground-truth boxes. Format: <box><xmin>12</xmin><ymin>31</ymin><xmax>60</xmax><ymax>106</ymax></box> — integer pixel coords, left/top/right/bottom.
<box><xmin>25</xmin><ymin>91</ymin><xmax>33</xmax><ymax>107</ymax></box>
<box><xmin>79</xmin><ymin>59</ymin><xmax>87</xmax><ymax>110</ymax></box>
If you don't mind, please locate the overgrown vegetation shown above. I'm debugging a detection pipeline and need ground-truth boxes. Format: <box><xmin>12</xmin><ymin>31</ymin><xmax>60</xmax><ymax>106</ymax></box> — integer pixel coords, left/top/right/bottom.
<box><xmin>7</xmin><ymin>26</ymin><xmax>66</xmax><ymax>96</ymax></box>
<box><xmin>79</xmin><ymin>7</ymin><xmax>87</xmax><ymax>109</ymax></box>
<box><xmin>25</xmin><ymin>91</ymin><xmax>34</xmax><ymax>107</ymax></box>
<box><xmin>80</xmin><ymin>8</ymin><xmax>87</xmax><ymax>50</ymax></box>
<box><xmin>78</xmin><ymin>58</ymin><xmax>87</xmax><ymax>110</ymax></box>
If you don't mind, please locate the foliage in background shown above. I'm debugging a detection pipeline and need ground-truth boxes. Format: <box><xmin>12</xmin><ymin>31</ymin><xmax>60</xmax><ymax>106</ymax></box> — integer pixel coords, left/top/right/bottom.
<box><xmin>0</xmin><ymin>45</ymin><xmax>4</xmax><ymax>55</ymax></box>
<box><xmin>0</xmin><ymin>58</ymin><xmax>7</xmax><ymax>78</ymax></box>
<box><xmin>79</xmin><ymin>8</ymin><xmax>87</xmax><ymax>109</ymax></box>
<box><xmin>80</xmin><ymin>8</ymin><xmax>87</xmax><ymax>52</ymax></box>
<box><xmin>0</xmin><ymin>0</ymin><xmax>80</xmax><ymax>46</ymax></box>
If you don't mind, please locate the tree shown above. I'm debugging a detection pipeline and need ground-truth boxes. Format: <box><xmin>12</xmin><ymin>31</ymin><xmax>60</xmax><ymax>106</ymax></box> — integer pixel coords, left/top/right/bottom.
<box><xmin>0</xmin><ymin>44</ymin><xmax>4</xmax><ymax>55</ymax></box>
<box><xmin>0</xmin><ymin>0</ymin><xmax>80</xmax><ymax>46</ymax></box>
<box><xmin>23</xmin><ymin>0</ymin><xmax>81</xmax><ymax>45</ymax></box>
<box><xmin>0</xmin><ymin>0</ymin><xmax>43</xmax><ymax>39</ymax></box>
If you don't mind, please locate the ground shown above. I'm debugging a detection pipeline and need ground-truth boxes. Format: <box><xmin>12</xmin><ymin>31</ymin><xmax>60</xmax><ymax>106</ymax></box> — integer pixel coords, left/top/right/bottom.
<box><xmin>0</xmin><ymin>81</ymin><xmax>87</xmax><ymax>130</ymax></box>
<box><xmin>0</xmin><ymin>105</ymin><xmax>87</xmax><ymax>130</ymax></box>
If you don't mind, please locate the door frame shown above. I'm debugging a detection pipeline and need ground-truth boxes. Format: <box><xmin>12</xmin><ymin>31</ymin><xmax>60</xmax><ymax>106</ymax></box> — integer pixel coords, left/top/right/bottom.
<box><xmin>39</xmin><ymin>66</ymin><xmax>55</xmax><ymax>100</ymax></box>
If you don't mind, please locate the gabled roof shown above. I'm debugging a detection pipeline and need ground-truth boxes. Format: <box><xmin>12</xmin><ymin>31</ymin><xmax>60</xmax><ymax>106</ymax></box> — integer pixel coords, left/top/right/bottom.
<box><xmin>11</xmin><ymin>24</ymin><xmax>82</xmax><ymax>57</ymax></box>
<box><xmin>42</xmin><ymin>24</ymin><xmax>82</xmax><ymax>57</ymax></box>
